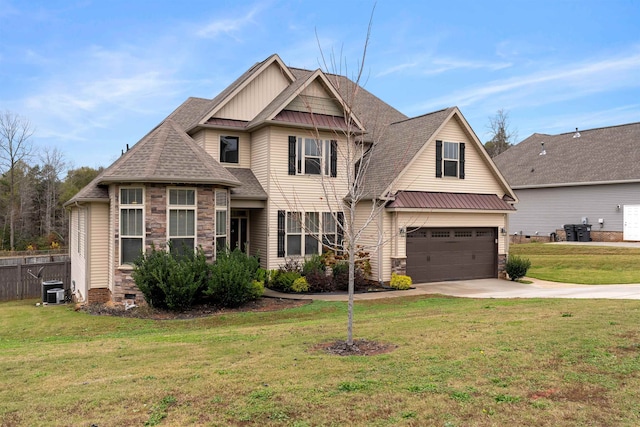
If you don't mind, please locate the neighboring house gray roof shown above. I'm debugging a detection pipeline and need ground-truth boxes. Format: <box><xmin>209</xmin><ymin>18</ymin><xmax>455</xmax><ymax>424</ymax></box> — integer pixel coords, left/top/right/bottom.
<box><xmin>387</xmin><ymin>191</ymin><xmax>516</xmax><ymax>211</ymax></box>
<box><xmin>494</xmin><ymin>122</ymin><xmax>640</xmax><ymax>188</ymax></box>
<box><xmin>360</xmin><ymin>108</ymin><xmax>456</xmax><ymax>198</ymax></box>
<box><xmin>226</xmin><ymin>168</ymin><xmax>268</xmax><ymax>200</ymax></box>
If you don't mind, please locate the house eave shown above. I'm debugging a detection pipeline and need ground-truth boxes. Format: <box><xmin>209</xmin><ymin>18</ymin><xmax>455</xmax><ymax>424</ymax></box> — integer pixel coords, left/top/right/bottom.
<box><xmin>385</xmin><ymin>207</ymin><xmax>516</xmax><ymax>214</ymax></box>
<box><xmin>98</xmin><ymin>177</ymin><xmax>241</xmax><ymax>187</ymax></box>
<box><xmin>512</xmin><ymin>179</ymin><xmax>640</xmax><ymax>190</ymax></box>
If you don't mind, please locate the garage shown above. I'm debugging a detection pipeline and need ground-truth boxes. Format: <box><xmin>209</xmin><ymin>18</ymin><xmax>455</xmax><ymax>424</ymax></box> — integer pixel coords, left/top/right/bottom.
<box><xmin>406</xmin><ymin>227</ymin><xmax>497</xmax><ymax>283</ymax></box>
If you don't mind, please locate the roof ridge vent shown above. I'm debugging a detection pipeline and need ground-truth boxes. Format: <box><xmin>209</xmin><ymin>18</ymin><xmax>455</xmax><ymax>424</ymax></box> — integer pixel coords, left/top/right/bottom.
<box><xmin>539</xmin><ymin>141</ymin><xmax>546</xmax><ymax>156</ymax></box>
<box><xmin>573</xmin><ymin>127</ymin><xmax>581</xmax><ymax>138</ymax></box>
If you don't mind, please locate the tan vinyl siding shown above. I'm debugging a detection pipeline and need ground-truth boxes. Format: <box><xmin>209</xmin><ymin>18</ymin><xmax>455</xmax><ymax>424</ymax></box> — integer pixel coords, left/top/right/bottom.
<box><xmin>286</xmin><ymin>80</ymin><xmax>343</xmax><ymax>116</ymax></box>
<box><xmin>200</xmin><ymin>129</ymin><xmax>251</xmax><ymax>168</ymax></box>
<box><xmin>395</xmin><ymin>117</ymin><xmax>504</xmax><ymax>195</ymax></box>
<box><xmin>249</xmin><ymin>208</ymin><xmax>267</xmax><ymax>266</ymax></box>
<box><xmin>191</xmin><ymin>129</ymin><xmax>205</xmax><ymax>150</ymax></box>
<box><xmin>88</xmin><ymin>203</ymin><xmax>110</xmax><ymax>288</ymax></box>
<box><xmin>251</xmin><ymin>127</ymin><xmax>270</xmax><ymax>186</ymax></box>
<box><xmin>70</xmin><ymin>207</ymin><xmax>87</xmax><ymax>302</ymax></box>
<box><xmin>215</xmin><ymin>62</ymin><xmax>290</xmax><ymax>121</ymax></box>
<box><xmin>353</xmin><ymin>201</ymin><xmax>393</xmax><ymax>282</ymax></box>
<box><xmin>265</xmin><ymin>126</ymin><xmax>351</xmax><ymax>269</ymax></box>
<box><xmin>108</xmin><ymin>185</ymin><xmax>115</xmax><ymax>291</ymax></box>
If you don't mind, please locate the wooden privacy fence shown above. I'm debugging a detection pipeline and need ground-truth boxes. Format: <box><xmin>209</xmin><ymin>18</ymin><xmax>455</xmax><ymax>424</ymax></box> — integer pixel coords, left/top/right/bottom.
<box><xmin>0</xmin><ymin>255</ymin><xmax>71</xmax><ymax>302</ymax></box>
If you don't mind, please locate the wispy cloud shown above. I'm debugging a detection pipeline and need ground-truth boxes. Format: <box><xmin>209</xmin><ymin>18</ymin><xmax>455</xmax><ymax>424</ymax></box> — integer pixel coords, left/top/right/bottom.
<box><xmin>410</xmin><ymin>50</ymin><xmax>640</xmax><ymax>113</ymax></box>
<box><xmin>196</xmin><ymin>3</ymin><xmax>267</xmax><ymax>40</ymax></box>
<box><xmin>376</xmin><ymin>55</ymin><xmax>511</xmax><ymax>77</ymax></box>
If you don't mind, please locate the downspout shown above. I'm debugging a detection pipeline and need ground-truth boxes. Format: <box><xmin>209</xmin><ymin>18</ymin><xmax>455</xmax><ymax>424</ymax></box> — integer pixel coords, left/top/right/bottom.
<box><xmin>377</xmin><ymin>198</ymin><xmax>383</xmax><ymax>284</ymax></box>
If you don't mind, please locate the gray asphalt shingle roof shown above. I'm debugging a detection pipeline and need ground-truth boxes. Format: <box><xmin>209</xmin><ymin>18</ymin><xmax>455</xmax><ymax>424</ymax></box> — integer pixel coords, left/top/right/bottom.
<box><xmin>359</xmin><ymin>108</ymin><xmax>456</xmax><ymax>198</ymax></box>
<box><xmin>493</xmin><ymin>122</ymin><xmax>640</xmax><ymax>188</ymax></box>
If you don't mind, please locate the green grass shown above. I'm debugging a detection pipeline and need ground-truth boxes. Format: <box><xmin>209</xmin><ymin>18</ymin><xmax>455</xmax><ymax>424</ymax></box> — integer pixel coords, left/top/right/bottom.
<box><xmin>3</xmin><ymin>297</ymin><xmax>640</xmax><ymax>426</ymax></box>
<box><xmin>510</xmin><ymin>243</ymin><xmax>640</xmax><ymax>284</ymax></box>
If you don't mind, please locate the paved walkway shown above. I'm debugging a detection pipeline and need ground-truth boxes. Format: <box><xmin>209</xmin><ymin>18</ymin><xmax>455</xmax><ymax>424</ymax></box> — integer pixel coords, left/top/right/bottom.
<box><xmin>264</xmin><ymin>278</ymin><xmax>640</xmax><ymax>301</ymax></box>
<box><xmin>264</xmin><ymin>241</ymin><xmax>640</xmax><ymax>301</ymax></box>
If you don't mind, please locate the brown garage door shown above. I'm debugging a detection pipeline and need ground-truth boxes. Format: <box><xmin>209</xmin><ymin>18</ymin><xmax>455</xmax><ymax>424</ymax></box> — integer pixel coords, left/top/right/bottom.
<box><xmin>406</xmin><ymin>228</ymin><xmax>497</xmax><ymax>283</ymax></box>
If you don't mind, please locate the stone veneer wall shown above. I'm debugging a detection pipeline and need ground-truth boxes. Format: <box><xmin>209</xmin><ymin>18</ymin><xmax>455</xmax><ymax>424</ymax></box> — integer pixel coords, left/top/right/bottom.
<box><xmin>87</xmin><ymin>287</ymin><xmax>111</xmax><ymax>304</ymax></box>
<box><xmin>112</xmin><ymin>184</ymin><xmax>218</xmax><ymax>302</ymax></box>
<box><xmin>498</xmin><ymin>253</ymin><xmax>507</xmax><ymax>280</ymax></box>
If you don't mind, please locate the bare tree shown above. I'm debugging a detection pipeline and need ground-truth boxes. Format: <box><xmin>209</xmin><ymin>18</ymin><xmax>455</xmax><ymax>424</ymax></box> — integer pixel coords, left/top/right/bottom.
<box><xmin>277</xmin><ymin>8</ymin><xmax>409</xmax><ymax>347</ymax></box>
<box><xmin>40</xmin><ymin>147</ymin><xmax>67</xmax><ymax>237</ymax></box>
<box><xmin>0</xmin><ymin>111</ymin><xmax>34</xmax><ymax>250</ymax></box>
<box><xmin>484</xmin><ymin>109</ymin><xmax>517</xmax><ymax>158</ymax></box>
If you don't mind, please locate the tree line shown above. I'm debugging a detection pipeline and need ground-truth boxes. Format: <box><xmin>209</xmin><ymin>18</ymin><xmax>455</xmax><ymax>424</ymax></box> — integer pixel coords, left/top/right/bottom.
<box><xmin>0</xmin><ymin>110</ymin><xmax>102</xmax><ymax>252</ymax></box>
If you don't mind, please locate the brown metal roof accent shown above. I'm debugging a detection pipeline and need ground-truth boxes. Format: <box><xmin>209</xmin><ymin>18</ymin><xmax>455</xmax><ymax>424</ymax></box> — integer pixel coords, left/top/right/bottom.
<box><xmin>204</xmin><ymin>117</ymin><xmax>249</xmax><ymax>128</ymax></box>
<box><xmin>387</xmin><ymin>191</ymin><xmax>516</xmax><ymax>211</ymax></box>
<box><xmin>273</xmin><ymin>110</ymin><xmax>349</xmax><ymax>129</ymax></box>
<box><xmin>493</xmin><ymin>122</ymin><xmax>640</xmax><ymax>188</ymax></box>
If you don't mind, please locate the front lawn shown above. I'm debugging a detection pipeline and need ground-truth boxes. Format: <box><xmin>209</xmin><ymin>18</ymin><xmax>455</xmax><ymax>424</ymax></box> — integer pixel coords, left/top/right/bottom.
<box><xmin>510</xmin><ymin>243</ymin><xmax>640</xmax><ymax>284</ymax></box>
<box><xmin>2</xmin><ymin>297</ymin><xmax>640</xmax><ymax>426</ymax></box>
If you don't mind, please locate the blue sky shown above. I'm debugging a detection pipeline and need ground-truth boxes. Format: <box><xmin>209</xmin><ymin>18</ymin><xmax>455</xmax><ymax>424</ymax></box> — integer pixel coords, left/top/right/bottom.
<box><xmin>1</xmin><ymin>0</ymin><xmax>639</xmax><ymax>171</ymax></box>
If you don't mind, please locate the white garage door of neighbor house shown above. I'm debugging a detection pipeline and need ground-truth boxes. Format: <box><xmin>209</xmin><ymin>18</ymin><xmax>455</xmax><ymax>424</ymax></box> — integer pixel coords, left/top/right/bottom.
<box><xmin>624</xmin><ymin>205</ymin><xmax>640</xmax><ymax>241</ymax></box>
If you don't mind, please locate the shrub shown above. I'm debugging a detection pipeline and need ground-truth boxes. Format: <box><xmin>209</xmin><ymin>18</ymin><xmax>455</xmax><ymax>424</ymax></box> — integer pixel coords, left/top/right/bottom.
<box><xmin>132</xmin><ymin>246</ymin><xmax>208</xmax><ymax>311</ymax></box>
<box><xmin>332</xmin><ymin>261</ymin><xmax>367</xmax><ymax>291</ymax></box>
<box><xmin>269</xmin><ymin>269</ymin><xmax>302</xmax><ymax>292</ymax></box>
<box><xmin>302</xmin><ymin>254</ymin><xmax>325</xmax><ymax>276</ymax></box>
<box><xmin>206</xmin><ymin>249</ymin><xmax>261</xmax><ymax>307</ymax></box>
<box><xmin>390</xmin><ymin>273</ymin><xmax>412</xmax><ymax>290</ymax></box>
<box><xmin>291</xmin><ymin>277</ymin><xmax>309</xmax><ymax>293</ymax></box>
<box><xmin>505</xmin><ymin>255</ymin><xmax>532</xmax><ymax>281</ymax></box>
<box><xmin>304</xmin><ymin>269</ymin><xmax>333</xmax><ymax>293</ymax></box>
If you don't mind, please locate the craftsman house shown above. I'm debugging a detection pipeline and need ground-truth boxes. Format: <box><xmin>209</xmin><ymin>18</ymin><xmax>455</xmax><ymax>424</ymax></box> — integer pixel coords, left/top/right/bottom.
<box><xmin>493</xmin><ymin>123</ymin><xmax>640</xmax><ymax>242</ymax></box>
<box><xmin>65</xmin><ymin>54</ymin><xmax>516</xmax><ymax>304</ymax></box>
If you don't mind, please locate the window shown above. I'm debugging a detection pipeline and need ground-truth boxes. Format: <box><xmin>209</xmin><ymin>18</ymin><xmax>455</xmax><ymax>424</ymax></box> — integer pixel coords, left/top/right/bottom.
<box><xmin>168</xmin><ymin>188</ymin><xmax>195</xmax><ymax>257</ymax></box>
<box><xmin>288</xmin><ymin>136</ymin><xmax>337</xmax><ymax>176</ymax></box>
<box><xmin>443</xmin><ymin>142</ymin><xmax>458</xmax><ymax>177</ymax></box>
<box><xmin>278</xmin><ymin>210</ymin><xmax>344</xmax><ymax>257</ymax></box>
<box><xmin>305</xmin><ymin>212</ymin><xmax>319</xmax><ymax>255</ymax></box>
<box><xmin>435</xmin><ymin>140</ymin><xmax>465</xmax><ymax>179</ymax></box>
<box><xmin>215</xmin><ymin>189</ymin><xmax>228</xmax><ymax>252</ymax></box>
<box><xmin>286</xmin><ymin>212</ymin><xmax>302</xmax><ymax>256</ymax></box>
<box><xmin>120</xmin><ymin>188</ymin><xmax>144</xmax><ymax>264</ymax></box>
<box><xmin>220</xmin><ymin>135</ymin><xmax>239</xmax><ymax>163</ymax></box>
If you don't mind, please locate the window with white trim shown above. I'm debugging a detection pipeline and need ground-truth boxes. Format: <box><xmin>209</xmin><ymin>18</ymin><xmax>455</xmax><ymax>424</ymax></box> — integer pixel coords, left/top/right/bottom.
<box><xmin>215</xmin><ymin>189</ymin><xmax>228</xmax><ymax>252</ymax></box>
<box><xmin>443</xmin><ymin>141</ymin><xmax>459</xmax><ymax>177</ymax></box>
<box><xmin>168</xmin><ymin>188</ymin><xmax>196</xmax><ymax>257</ymax></box>
<box><xmin>120</xmin><ymin>187</ymin><xmax>144</xmax><ymax>264</ymax></box>
<box><xmin>278</xmin><ymin>211</ymin><xmax>343</xmax><ymax>257</ymax></box>
<box><xmin>288</xmin><ymin>136</ymin><xmax>337</xmax><ymax>177</ymax></box>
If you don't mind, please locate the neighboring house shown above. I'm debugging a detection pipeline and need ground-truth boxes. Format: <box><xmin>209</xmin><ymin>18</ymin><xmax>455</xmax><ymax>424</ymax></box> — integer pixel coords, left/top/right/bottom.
<box><xmin>65</xmin><ymin>54</ymin><xmax>516</xmax><ymax>304</ymax></box>
<box><xmin>493</xmin><ymin>122</ymin><xmax>640</xmax><ymax>242</ymax></box>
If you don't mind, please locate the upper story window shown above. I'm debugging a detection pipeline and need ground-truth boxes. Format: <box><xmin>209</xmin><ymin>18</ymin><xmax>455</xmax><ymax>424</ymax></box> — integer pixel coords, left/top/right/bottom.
<box><xmin>288</xmin><ymin>136</ymin><xmax>337</xmax><ymax>177</ymax></box>
<box><xmin>120</xmin><ymin>187</ymin><xmax>144</xmax><ymax>265</ymax></box>
<box><xmin>220</xmin><ymin>135</ymin><xmax>239</xmax><ymax>163</ymax></box>
<box><xmin>443</xmin><ymin>142</ymin><xmax>459</xmax><ymax>177</ymax></box>
<box><xmin>168</xmin><ymin>188</ymin><xmax>196</xmax><ymax>257</ymax></box>
<box><xmin>435</xmin><ymin>140</ymin><xmax>465</xmax><ymax>179</ymax></box>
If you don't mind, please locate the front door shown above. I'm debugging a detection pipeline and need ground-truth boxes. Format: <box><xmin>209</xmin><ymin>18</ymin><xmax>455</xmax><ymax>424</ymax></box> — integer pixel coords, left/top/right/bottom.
<box><xmin>230</xmin><ymin>217</ymin><xmax>248</xmax><ymax>252</ymax></box>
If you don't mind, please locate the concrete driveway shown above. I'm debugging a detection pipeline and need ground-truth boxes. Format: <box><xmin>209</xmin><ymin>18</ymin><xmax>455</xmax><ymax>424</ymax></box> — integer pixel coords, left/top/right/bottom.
<box><xmin>263</xmin><ymin>242</ymin><xmax>640</xmax><ymax>301</ymax></box>
<box><xmin>264</xmin><ymin>278</ymin><xmax>640</xmax><ymax>301</ymax></box>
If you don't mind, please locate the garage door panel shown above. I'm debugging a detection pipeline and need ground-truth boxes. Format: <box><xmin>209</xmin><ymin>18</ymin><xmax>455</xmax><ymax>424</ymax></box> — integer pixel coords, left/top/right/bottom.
<box><xmin>406</xmin><ymin>227</ymin><xmax>497</xmax><ymax>283</ymax></box>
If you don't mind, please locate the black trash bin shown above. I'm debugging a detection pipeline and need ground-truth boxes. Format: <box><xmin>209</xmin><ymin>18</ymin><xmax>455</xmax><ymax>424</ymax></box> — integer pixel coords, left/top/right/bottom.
<box><xmin>42</xmin><ymin>280</ymin><xmax>63</xmax><ymax>302</ymax></box>
<box><xmin>575</xmin><ymin>224</ymin><xmax>592</xmax><ymax>242</ymax></box>
<box><xmin>563</xmin><ymin>224</ymin><xmax>577</xmax><ymax>242</ymax></box>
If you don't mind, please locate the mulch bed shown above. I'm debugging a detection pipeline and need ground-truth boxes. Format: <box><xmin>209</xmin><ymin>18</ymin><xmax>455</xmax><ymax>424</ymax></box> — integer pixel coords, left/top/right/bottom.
<box><xmin>82</xmin><ymin>296</ymin><xmax>397</xmax><ymax>356</ymax></box>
